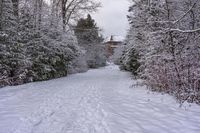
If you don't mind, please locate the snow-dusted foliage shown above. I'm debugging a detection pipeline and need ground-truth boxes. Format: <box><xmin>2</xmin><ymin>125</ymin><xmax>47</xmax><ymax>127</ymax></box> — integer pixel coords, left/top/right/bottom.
<box><xmin>0</xmin><ymin>0</ymin><xmax>89</xmax><ymax>87</ymax></box>
<box><xmin>0</xmin><ymin>0</ymin><xmax>27</xmax><ymax>86</ymax></box>
<box><xmin>85</xmin><ymin>43</ymin><xmax>107</xmax><ymax>68</ymax></box>
<box><xmin>74</xmin><ymin>14</ymin><xmax>107</xmax><ymax>68</ymax></box>
<box><xmin>122</xmin><ymin>0</ymin><xmax>200</xmax><ymax>104</ymax></box>
<box><xmin>68</xmin><ymin>47</ymin><xmax>88</xmax><ymax>74</ymax></box>
<box><xmin>120</xmin><ymin>45</ymin><xmax>140</xmax><ymax>76</ymax></box>
<box><xmin>109</xmin><ymin>45</ymin><xmax>125</xmax><ymax>65</ymax></box>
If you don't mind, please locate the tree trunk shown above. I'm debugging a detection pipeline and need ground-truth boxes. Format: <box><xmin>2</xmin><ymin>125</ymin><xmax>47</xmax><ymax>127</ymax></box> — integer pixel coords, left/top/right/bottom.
<box><xmin>50</xmin><ymin>0</ymin><xmax>56</xmax><ymax>27</ymax></box>
<box><xmin>165</xmin><ymin>0</ymin><xmax>182</xmax><ymax>90</ymax></box>
<box><xmin>11</xmin><ymin>0</ymin><xmax>19</xmax><ymax>18</ymax></box>
<box><xmin>33</xmin><ymin>0</ymin><xmax>38</xmax><ymax>29</ymax></box>
<box><xmin>0</xmin><ymin>0</ymin><xmax>2</xmax><ymax>30</ymax></box>
<box><xmin>61</xmin><ymin>0</ymin><xmax>66</xmax><ymax>31</ymax></box>
<box><xmin>38</xmin><ymin>0</ymin><xmax>43</xmax><ymax>30</ymax></box>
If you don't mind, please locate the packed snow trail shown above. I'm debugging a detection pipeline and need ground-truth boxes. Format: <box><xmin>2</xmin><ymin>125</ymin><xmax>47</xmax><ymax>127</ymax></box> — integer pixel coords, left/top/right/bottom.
<box><xmin>0</xmin><ymin>64</ymin><xmax>200</xmax><ymax>133</ymax></box>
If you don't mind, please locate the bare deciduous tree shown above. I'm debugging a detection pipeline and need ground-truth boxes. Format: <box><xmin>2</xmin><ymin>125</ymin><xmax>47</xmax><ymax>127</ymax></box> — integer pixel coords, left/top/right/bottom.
<box><xmin>122</xmin><ymin>0</ymin><xmax>200</xmax><ymax>104</ymax></box>
<box><xmin>56</xmin><ymin>0</ymin><xmax>101</xmax><ymax>30</ymax></box>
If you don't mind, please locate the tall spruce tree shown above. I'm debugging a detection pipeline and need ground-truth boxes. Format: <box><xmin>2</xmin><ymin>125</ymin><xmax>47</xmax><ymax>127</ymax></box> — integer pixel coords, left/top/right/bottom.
<box><xmin>74</xmin><ymin>14</ymin><xmax>106</xmax><ymax>68</ymax></box>
<box><xmin>74</xmin><ymin>14</ymin><xmax>103</xmax><ymax>44</ymax></box>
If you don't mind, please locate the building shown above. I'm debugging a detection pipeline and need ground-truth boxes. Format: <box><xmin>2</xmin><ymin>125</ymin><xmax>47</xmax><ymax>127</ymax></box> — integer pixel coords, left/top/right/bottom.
<box><xmin>104</xmin><ymin>35</ymin><xmax>124</xmax><ymax>56</ymax></box>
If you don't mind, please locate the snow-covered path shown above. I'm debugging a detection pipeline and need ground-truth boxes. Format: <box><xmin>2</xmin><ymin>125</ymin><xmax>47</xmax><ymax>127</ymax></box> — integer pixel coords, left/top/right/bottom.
<box><xmin>0</xmin><ymin>64</ymin><xmax>200</xmax><ymax>133</ymax></box>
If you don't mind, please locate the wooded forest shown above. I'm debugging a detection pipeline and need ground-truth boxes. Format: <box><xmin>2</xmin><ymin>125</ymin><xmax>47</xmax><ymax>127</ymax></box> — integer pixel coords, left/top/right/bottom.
<box><xmin>0</xmin><ymin>0</ymin><xmax>106</xmax><ymax>87</ymax></box>
<box><xmin>116</xmin><ymin>0</ymin><xmax>200</xmax><ymax>104</ymax></box>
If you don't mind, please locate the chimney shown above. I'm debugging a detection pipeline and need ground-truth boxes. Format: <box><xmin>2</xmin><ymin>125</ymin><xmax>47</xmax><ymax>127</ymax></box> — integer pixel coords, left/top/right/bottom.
<box><xmin>110</xmin><ymin>35</ymin><xmax>113</xmax><ymax>41</ymax></box>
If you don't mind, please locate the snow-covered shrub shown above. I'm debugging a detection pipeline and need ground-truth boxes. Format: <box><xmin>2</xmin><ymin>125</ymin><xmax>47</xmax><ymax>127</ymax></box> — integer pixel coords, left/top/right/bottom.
<box><xmin>109</xmin><ymin>45</ymin><xmax>125</xmax><ymax>65</ymax></box>
<box><xmin>85</xmin><ymin>43</ymin><xmax>107</xmax><ymax>68</ymax></box>
<box><xmin>68</xmin><ymin>48</ymin><xmax>88</xmax><ymax>74</ymax></box>
<box><xmin>120</xmin><ymin>47</ymin><xmax>140</xmax><ymax>76</ymax></box>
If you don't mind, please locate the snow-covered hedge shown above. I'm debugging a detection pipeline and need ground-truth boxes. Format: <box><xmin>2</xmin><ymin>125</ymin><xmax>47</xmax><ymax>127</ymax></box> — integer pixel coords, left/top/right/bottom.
<box><xmin>85</xmin><ymin>44</ymin><xmax>107</xmax><ymax>68</ymax></box>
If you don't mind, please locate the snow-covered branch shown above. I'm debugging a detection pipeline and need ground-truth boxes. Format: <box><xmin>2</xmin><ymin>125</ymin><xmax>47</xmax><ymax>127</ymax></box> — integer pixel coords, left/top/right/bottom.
<box><xmin>122</xmin><ymin>0</ymin><xmax>200</xmax><ymax>104</ymax></box>
<box><xmin>173</xmin><ymin>0</ymin><xmax>198</xmax><ymax>25</ymax></box>
<box><xmin>169</xmin><ymin>28</ymin><xmax>200</xmax><ymax>33</ymax></box>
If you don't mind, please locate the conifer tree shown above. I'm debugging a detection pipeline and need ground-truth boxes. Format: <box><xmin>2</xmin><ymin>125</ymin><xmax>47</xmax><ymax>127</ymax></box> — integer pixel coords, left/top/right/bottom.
<box><xmin>0</xmin><ymin>0</ymin><xmax>26</xmax><ymax>85</ymax></box>
<box><xmin>74</xmin><ymin>14</ymin><xmax>103</xmax><ymax>44</ymax></box>
<box><xmin>74</xmin><ymin>14</ymin><xmax>106</xmax><ymax>68</ymax></box>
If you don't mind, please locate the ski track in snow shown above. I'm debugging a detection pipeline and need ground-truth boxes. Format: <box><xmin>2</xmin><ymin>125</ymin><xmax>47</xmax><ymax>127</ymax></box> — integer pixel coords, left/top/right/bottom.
<box><xmin>0</xmin><ymin>64</ymin><xmax>200</xmax><ymax>133</ymax></box>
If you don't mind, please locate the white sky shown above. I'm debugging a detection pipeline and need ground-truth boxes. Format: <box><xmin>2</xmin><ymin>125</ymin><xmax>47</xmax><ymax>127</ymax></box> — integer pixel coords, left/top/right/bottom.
<box><xmin>92</xmin><ymin>0</ymin><xmax>130</xmax><ymax>38</ymax></box>
<box><xmin>45</xmin><ymin>0</ymin><xmax>130</xmax><ymax>38</ymax></box>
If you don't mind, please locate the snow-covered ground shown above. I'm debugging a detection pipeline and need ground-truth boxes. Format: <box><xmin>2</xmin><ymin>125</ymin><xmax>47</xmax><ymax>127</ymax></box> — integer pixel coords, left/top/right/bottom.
<box><xmin>0</xmin><ymin>64</ymin><xmax>200</xmax><ymax>133</ymax></box>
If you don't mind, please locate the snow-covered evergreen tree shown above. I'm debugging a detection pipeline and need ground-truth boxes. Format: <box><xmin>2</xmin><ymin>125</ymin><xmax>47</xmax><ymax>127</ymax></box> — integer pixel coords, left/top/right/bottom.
<box><xmin>1</xmin><ymin>0</ymin><xmax>97</xmax><ymax>87</ymax></box>
<box><xmin>74</xmin><ymin>14</ymin><xmax>106</xmax><ymax>68</ymax></box>
<box><xmin>18</xmin><ymin>1</ymin><xmax>81</xmax><ymax>81</ymax></box>
<box><xmin>0</xmin><ymin>0</ymin><xmax>28</xmax><ymax>86</ymax></box>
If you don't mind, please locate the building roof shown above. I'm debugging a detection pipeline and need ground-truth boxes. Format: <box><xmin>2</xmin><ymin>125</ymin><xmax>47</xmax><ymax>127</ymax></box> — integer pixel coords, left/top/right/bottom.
<box><xmin>104</xmin><ymin>35</ymin><xmax>125</xmax><ymax>43</ymax></box>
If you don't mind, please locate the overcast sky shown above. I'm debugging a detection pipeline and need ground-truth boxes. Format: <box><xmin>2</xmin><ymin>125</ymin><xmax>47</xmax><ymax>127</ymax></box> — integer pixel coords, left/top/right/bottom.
<box><xmin>92</xmin><ymin>0</ymin><xmax>130</xmax><ymax>38</ymax></box>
